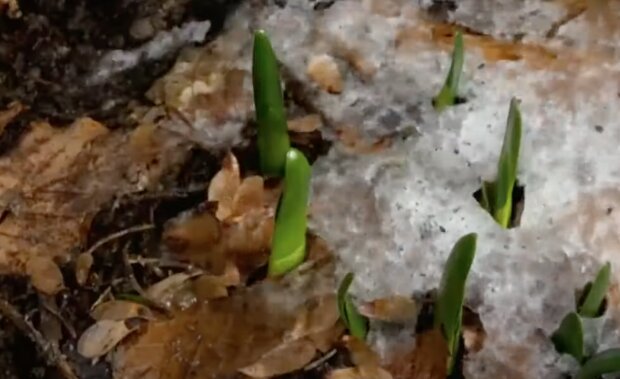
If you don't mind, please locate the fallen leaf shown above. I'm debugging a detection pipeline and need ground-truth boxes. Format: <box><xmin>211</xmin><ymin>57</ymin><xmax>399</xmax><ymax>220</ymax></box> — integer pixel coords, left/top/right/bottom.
<box><xmin>193</xmin><ymin>274</ymin><xmax>229</xmax><ymax>300</ymax></box>
<box><xmin>78</xmin><ymin>319</ymin><xmax>142</xmax><ymax>359</ymax></box>
<box><xmin>288</xmin><ymin>114</ymin><xmax>322</xmax><ymax>133</ymax></box>
<box><xmin>359</xmin><ymin>296</ymin><xmax>419</xmax><ymax>324</ymax></box>
<box><xmin>26</xmin><ymin>256</ymin><xmax>64</xmax><ymax>295</ymax></box>
<box><xmin>208</xmin><ymin>152</ymin><xmax>241</xmax><ymax>220</ymax></box>
<box><xmin>239</xmin><ymin>338</ymin><xmax>317</xmax><ymax>378</ymax></box>
<box><xmin>307</xmin><ymin>54</ymin><xmax>343</xmax><ymax>94</ymax></box>
<box><xmin>290</xmin><ymin>294</ymin><xmax>340</xmax><ymax>340</ymax></box>
<box><xmin>91</xmin><ymin>300</ymin><xmax>154</xmax><ymax>321</ymax></box>
<box><xmin>309</xmin><ymin>323</ymin><xmax>345</xmax><ymax>353</ymax></box>
<box><xmin>113</xmin><ymin>258</ymin><xmax>337</xmax><ymax>378</ymax></box>
<box><xmin>0</xmin><ymin>101</ymin><xmax>24</xmax><ymax>134</ymax></box>
<box><xmin>75</xmin><ymin>252</ymin><xmax>93</xmax><ymax>286</ymax></box>
<box><xmin>129</xmin><ymin>123</ymin><xmax>159</xmax><ymax>161</ymax></box>
<box><xmin>230</xmin><ymin>176</ymin><xmax>264</xmax><ymax>218</ymax></box>
<box><xmin>386</xmin><ymin>328</ymin><xmax>448</xmax><ymax>379</ymax></box>
<box><xmin>0</xmin><ymin>115</ymin><xmax>185</xmax><ymax>276</ymax></box>
<box><xmin>146</xmin><ymin>272</ymin><xmax>199</xmax><ymax>309</ymax></box>
<box><xmin>163</xmin><ymin>209</ymin><xmax>221</xmax><ymax>251</ymax></box>
<box><xmin>0</xmin><ymin>0</ymin><xmax>20</xmax><ymax>18</ymax></box>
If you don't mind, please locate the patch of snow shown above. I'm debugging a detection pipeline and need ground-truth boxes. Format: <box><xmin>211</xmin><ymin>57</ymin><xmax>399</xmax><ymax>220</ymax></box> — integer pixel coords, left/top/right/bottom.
<box><xmin>89</xmin><ymin>20</ymin><xmax>211</xmax><ymax>84</ymax></box>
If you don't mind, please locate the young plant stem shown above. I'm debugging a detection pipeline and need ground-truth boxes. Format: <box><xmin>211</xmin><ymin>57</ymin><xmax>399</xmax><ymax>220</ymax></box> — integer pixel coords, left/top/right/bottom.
<box><xmin>253</xmin><ymin>30</ymin><xmax>291</xmax><ymax>177</ymax></box>
<box><xmin>493</xmin><ymin>98</ymin><xmax>522</xmax><ymax>228</ymax></box>
<box><xmin>434</xmin><ymin>233</ymin><xmax>477</xmax><ymax>375</ymax></box>
<box><xmin>268</xmin><ymin>149</ymin><xmax>311</xmax><ymax>276</ymax></box>
<box><xmin>433</xmin><ymin>31</ymin><xmax>464</xmax><ymax>111</ymax></box>
<box><xmin>337</xmin><ymin>273</ymin><xmax>368</xmax><ymax>340</ymax></box>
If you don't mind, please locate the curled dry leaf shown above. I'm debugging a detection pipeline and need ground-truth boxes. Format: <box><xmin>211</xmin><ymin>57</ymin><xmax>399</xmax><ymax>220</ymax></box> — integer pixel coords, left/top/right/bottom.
<box><xmin>26</xmin><ymin>256</ymin><xmax>64</xmax><ymax>295</ymax></box>
<box><xmin>288</xmin><ymin>114</ymin><xmax>322</xmax><ymax>133</ymax></box>
<box><xmin>239</xmin><ymin>338</ymin><xmax>317</xmax><ymax>378</ymax></box>
<box><xmin>146</xmin><ymin>272</ymin><xmax>199</xmax><ymax>309</ymax></box>
<box><xmin>163</xmin><ymin>210</ymin><xmax>221</xmax><ymax>251</ymax></box>
<box><xmin>75</xmin><ymin>252</ymin><xmax>94</xmax><ymax>286</ymax></box>
<box><xmin>208</xmin><ymin>152</ymin><xmax>241</xmax><ymax>220</ymax></box>
<box><xmin>129</xmin><ymin>123</ymin><xmax>159</xmax><ymax>161</ymax></box>
<box><xmin>290</xmin><ymin>294</ymin><xmax>340</xmax><ymax>340</ymax></box>
<box><xmin>307</xmin><ymin>54</ymin><xmax>344</xmax><ymax>94</ymax></box>
<box><xmin>386</xmin><ymin>328</ymin><xmax>448</xmax><ymax>379</ymax></box>
<box><xmin>91</xmin><ymin>300</ymin><xmax>155</xmax><ymax>321</ymax></box>
<box><xmin>191</xmin><ymin>263</ymin><xmax>241</xmax><ymax>301</ymax></box>
<box><xmin>359</xmin><ymin>296</ymin><xmax>419</xmax><ymax>324</ymax></box>
<box><xmin>230</xmin><ymin>176</ymin><xmax>264</xmax><ymax>218</ymax></box>
<box><xmin>309</xmin><ymin>323</ymin><xmax>346</xmax><ymax>353</ymax></box>
<box><xmin>78</xmin><ymin>319</ymin><xmax>142</xmax><ymax>359</ymax></box>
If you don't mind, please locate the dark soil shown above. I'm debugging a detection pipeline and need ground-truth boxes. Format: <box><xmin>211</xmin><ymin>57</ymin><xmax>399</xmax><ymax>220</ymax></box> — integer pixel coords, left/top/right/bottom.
<box><xmin>0</xmin><ymin>0</ymin><xmax>240</xmax><ymax>152</ymax></box>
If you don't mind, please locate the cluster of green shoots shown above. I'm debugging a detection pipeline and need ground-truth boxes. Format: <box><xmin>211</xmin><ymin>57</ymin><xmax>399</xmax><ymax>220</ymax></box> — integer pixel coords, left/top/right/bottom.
<box><xmin>551</xmin><ymin>263</ymin><xmax>620</xmax><ymax>379</ymax></box>
<box><xmin>252</xmin><ymin>29</ymin><xmax>618</xmax><ymax>378</ymax></box>
<box><xmin>337</xmin><ymin>233</ymin><xmax>477</xmax><ymax>375</ymax></box>
<box><xmin>434</xmin><ymin>32</ymin><xmax>523</xmax><ymax>230</ymax></box>
<box><xmin>252</xmin><ymin>30</ymin><xmax>311</xmax><ymax>277</ymax></box>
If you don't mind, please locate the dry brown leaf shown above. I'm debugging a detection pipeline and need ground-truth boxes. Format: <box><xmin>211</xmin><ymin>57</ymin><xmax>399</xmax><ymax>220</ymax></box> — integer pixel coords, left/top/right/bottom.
<box><xmin>359</xmin><ymin>296</ymin><xmax>419</xmax><ymax>324</ymax></box>
<box><xmin>114</xmin><ymin>260</ymin><xmax>336</xmax><ymax>379</ymax></box>
<box><xmin>129</xmin><ymin>122</ymin><xmax>159</xmax><ymax>161</ymax></box>
<box><xmin>386</xmin><ymin>328</ymin><xmax>448</xmax><ymax>379</ymax></box>
<box><xmin>78</xmin><ymin>319</ymin><xmax>141</xmax><ymax>359</ymax></box>
<box><xmin>208</xmin><ymin>152</ymin><xmax>241</xmax><ymax>220</ymax></box>
<box><xmin>290</xmin><ymin>294</ymin><xmax>339</xmax><ymax>340</ymax></box>
<box><xmin>307</xmin><ymin>54</ymin><xmax>343</xmax><ymax>94</ymax></box>
<box><xmin>308</xmin><ymin>323</ymin><xmax>345</xmax><ymax>353</ymax></box>
<box><xmin>193</xmin><ymin>274</ymin><xmax>229</xmax><ymax>300</ymax></box>
<box><xmin>288</xmin><ymin>114</ymin><xmax>323</xmax><ymax>133</ymax></box>
<box><xmin>0</xmin><ymin>0</ymin><xmax>20</xmax><ymax>18</ymax></box>
<box><xmin>239</xmin><ymin>338</ymin><xmax>317</xmax><ymax>378</ymax></box>
<box><xmin>91</xmin><ymin>300</ymin><xmax>154</xmax><ymax>321</ymax></box>
<box><xmin>146</xmin><ymin>272</ymin><xmax>199</xmax><ymax>308</ymax></box>
<box><xmin>336</xmin><ymin>126</ymin><xmax>391</xmax><ymax>154</ymax></box>
<box><xmin>75</xmin><ymin>252</ymin><xmax>93</xmax><ymax>286</ymax></box>
<box><xmin>230</xmin><ymin>176</ymin><xmax>264</xmax><ymax>218</ymax></box>
<box><xmin>26</xmin><ymin>256</ymin><xmax>64</xmax><ymax>295</ymax></box>
<box><xmin>163</xmin><ymin>210</ymin><xmax>221</xmax><ymax>251</ymax></box>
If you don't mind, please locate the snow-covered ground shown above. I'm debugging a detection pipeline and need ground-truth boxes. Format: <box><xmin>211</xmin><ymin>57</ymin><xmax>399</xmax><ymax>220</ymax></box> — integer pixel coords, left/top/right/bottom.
<box><xmin>148</xmin><ymin>0</ymin><xmax>620</xmax><ymax>377</ymax></box>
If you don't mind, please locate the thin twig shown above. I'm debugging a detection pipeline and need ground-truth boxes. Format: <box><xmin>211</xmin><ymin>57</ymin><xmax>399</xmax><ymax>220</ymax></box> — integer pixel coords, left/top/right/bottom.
<box><xmin>82</xmin><ymin>224</ymin><xmax>155</xmax><ymax>256</ymax></box>
<box><xmin>120</xmin><ymin>244</ymin><xmax>172</xmax><ymax>317</ymax></box>
<box><xmin>0</xmin><ymin>297</ymin><xmax>79</xmax><ymax>379</ymax></box>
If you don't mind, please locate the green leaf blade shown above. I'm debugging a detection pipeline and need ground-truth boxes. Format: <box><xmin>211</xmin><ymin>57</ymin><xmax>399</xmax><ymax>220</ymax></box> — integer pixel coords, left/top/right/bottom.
<box><xmin>252</xmin><ymin>30</ymin><xmax>291</xmax><ymax>177</ymax></box>
<box><xmin>268</xmin><ymin>149</ymin><xmax>311</xmax><ymax>276</ymax></box>
<box><xmin>576</xmin><ymin>348</ymin><xmax>620</xmax><ymax>379</ymax></box>
<box><xmin>434</xmin><ymin>233</ymin><xmax>477</xmax><ymax>374</ymax></box>
<box><xmin>433</xmin><ymin>31</ymin><xmax>464</xmax><ymax>112</ymax></box>
<box><xmin>551</xmin><ymin>312</ymin><xmax>584</xmax><ymax>362</ymax></box>
<box><xmin>579</xmin><ymin>262</ymin><xmax>611</xmax><ymax>318</ymax></box>
<box><xmin>337</xmin><ymin>273</ymin><xmax>369</xmax><ymax>340</ymax></box>
<box><xmin>493</xmin><ymin>98</ymin><xmax>522</xmax><ymax>228</ymax></box>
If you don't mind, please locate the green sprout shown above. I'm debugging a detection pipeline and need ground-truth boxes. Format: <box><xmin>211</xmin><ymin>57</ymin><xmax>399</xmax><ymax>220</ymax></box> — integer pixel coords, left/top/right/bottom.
<box><xmin>268</xmin><ymin>149</ymin><xmax>311</xmax><ymax>277</ymax></box>
<box><xmin>433</xmin><ymin>31</ymin><xmax>464</xmax><ymax>111</ymax></box>
<box><xmin>337</xmin><ymin>273</ymin><xmax>369</xmax><ymax>340</ymax></box>
<box><xmin>551</xmin><ymin>312</ymin><xmax>584</xmax><ymax>362</ymax></box>
<box><xmin>479</xmin><ymin>98</ymin><xmax>522</xmax><ymax>228</ymax></box>
<box><xmin>253</xmin><ymin>29</ymin><xmax>291</xmax><ymax>177</ymax></box>
<box><xmin>575</xmin><ymin>348</ymin><xmax>620</xmax><ymax>379</ymax></box>
<box><xmin>434</xmin><ymin>233</ymin><xmax>477</xmax><ymax>375</ymax></box>
<box><xmin>578</xmin><ymin>262</ymin><xmax>611</xmax><ymax>318</ymax></box>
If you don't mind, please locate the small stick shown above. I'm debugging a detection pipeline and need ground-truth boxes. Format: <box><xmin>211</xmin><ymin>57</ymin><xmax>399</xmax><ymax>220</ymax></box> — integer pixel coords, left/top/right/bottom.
<box><xmin>82</xmin><ymin>224</ymin><xmax>155</xmax><ymax>256</ymax></box>
<box><xmin>0</xmin><ymin>297</ymin><xmax>78</xmax><ymax>379</ymax></box>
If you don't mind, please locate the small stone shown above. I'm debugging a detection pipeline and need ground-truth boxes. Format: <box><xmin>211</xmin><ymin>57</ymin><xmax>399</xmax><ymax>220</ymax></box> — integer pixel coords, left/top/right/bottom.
<box><xmin>307</xmin><ymin>54</ymin><xmax>343</xmax><ymax>94</ymax></box>
<box><xmin>594</xmin><ymin>125</ymin><xmax>604</xmax><ymax>133</ymax></box>
<box><xmin>130</xmin><ymin>18</ymin><xmax>156</xmax><ymax>41</ymax></box>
